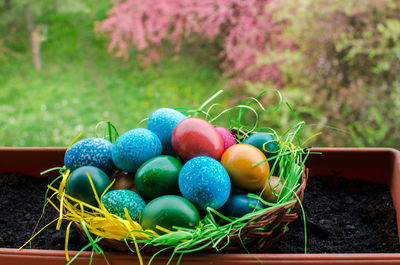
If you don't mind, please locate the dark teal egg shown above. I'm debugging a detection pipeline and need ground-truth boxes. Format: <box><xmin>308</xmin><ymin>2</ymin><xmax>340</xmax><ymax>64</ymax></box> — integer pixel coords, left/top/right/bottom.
<box><xmin>141</xmin><ymin>195</ymin><xmax>200</xmax><ymax>234</ymax></box>
<box><xmin>66</xmin><ymin>166</ymin><xmax>111</xmax><ymax>206</ymax></box>
<box><xmin>242</xmin><ymin>132</ymin><xmax>280</xmax><ymax>168</ymax></box>
<box><xmin>101</xmin><ymin>189</ymin><xmax>146</xmax><ymax>221</ymax></box>
<box><xmin>219</xmin><ymin>194</ymin><xmax>264</xmax><ymax>218</ymax></box>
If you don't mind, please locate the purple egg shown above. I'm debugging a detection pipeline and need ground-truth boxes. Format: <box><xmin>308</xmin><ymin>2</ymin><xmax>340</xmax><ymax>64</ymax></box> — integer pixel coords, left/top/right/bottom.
<box><xmin>215</xmin><ymin>127</ymin><xmax>236</xmax><ymax>151</ymax></box>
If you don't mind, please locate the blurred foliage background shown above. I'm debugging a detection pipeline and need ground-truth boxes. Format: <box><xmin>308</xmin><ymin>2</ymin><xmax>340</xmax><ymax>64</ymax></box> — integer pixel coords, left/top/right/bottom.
<box><xmin>0</xmin><ymin>0</ymin><xmax>399</xmax><ymax>148</ymax></box>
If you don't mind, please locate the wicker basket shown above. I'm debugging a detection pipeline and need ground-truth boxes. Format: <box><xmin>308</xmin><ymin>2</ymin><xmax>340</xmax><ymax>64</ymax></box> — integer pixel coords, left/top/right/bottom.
<box><xmin>73</xmin><ymin>167</ymin><xmax>309</xmax><ymax>253</ymax></box>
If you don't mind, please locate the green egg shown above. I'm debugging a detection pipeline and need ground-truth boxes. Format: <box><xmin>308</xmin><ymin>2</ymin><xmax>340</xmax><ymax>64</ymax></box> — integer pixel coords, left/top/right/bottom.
<box><xmin>135</xmin><ymin>155</ymin><xmax>182</xmax><ymax>201</ymax></box>
<box><xmin>101</xmin><ymin>189</ymin><xmax>146</xmax><ymax>221</ymax></box>
<box><xmin>66</xmin><ymin>166</ymin><xmax>111</xmax><ymax>206</ymax></box>
<box><xmin>140</xmin><ymin>195</ymin><xmax>200</xmax><ymax>234</ymax></box>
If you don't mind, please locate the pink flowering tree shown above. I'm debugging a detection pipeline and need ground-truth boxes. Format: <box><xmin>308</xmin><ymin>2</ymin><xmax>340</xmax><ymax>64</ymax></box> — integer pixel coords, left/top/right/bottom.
<box><xmin>96</xmin><ymin>0</ymin><xmax>291</xmax><ymax>87</ymax></box>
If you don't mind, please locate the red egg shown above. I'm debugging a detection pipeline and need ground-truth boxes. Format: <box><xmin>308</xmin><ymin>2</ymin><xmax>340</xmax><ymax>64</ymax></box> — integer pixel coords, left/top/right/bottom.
<box><xmin>171</xmin><ymin>118</ymin><xmax>224</xmax><ymax>161</ymax></box>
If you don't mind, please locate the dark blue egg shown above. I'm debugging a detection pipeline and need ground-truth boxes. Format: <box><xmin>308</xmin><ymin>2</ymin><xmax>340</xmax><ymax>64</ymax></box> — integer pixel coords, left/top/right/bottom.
<box><xmin>147</xmin><ymin>108</ymin><xmax>186</xmax><ymax>156</ymax></box>
<box><xmin>102</xmin><ymin>189</ymin><xmax>146</xmax><ymax>221</ymax></box>
<box><xmin>242</xmin><ymin>132</ymin><xmax>280</xmax><ymax>168</ymax></box>
<box><xmin>219</xmin><ymin>194</ymin><xmax>264</xmax><ymax>218</ymax></box>
<box><xmin>64</xmin><ymin>138</ymin><xmax>116</xmax><ymax>175</ymax></box>
<box><xmin>179</xmin><ymin>156</ymin><xmax>230</xmax><ymax>211</ymax></box>
<box><xmin>112</xmin><ymin>128</ymin><xmax>162</xmax><ymax>173</ymax></box>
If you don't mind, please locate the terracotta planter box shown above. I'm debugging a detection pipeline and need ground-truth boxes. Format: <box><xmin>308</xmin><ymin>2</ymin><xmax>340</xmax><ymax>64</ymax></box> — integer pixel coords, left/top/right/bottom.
<box><xmin>0</xmin><ymin>147</ymin><xmax>400</xmax><ymax>264</ymax></box>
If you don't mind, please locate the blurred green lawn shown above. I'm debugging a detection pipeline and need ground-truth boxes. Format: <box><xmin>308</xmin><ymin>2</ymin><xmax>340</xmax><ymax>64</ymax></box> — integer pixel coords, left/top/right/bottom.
<box><xmin>0</xmin><ymin>10</ymin><xmax>223</xmax><ymax>146</ymax></box>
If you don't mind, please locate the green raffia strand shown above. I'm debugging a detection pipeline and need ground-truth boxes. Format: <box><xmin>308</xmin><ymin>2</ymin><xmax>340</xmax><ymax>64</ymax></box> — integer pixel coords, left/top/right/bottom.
<box><xmin>95</xmin><ymin>121</ymin><xmax>119</xmax><ymax>143</ymax></box>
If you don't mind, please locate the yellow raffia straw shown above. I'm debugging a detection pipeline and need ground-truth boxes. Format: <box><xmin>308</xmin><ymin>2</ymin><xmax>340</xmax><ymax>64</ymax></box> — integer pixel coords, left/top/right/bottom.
<box><xmin>303</xmin><ymin>131</ymin><xmax>323</xmax><ymax>145</ymax></box>
<box><xmin>65</xmin><ymin>221</ymin><xmax>73</xmax><ymax>261</ymax></box>
<box><xmin>46</xmin><ymin>170</ymin><xmax>156</xmax><ymax>251</ymax></box>
<box><xmin>19</xmin><ymin>218</ymin><xmax>59</xmax><ymax>250</ymax></box>
<box><xmin>66</xmin><ymin>133</ymin><xmax>82</xmax><ymax>153</ymax></box>
<box><xmin>124</xmin><ymin>208</ymin><xmax>143</xmax><ymax>265</ymax></box>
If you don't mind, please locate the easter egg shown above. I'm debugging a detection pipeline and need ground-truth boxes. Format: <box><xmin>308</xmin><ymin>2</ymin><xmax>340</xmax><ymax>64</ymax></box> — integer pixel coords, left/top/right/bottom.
<box><xmin>219</xmin><ymin>194</ymin><xmax>264</xmax><ymax>218</ymax></box>
<box><xmin>112</xmin><ymin>128</ymin><xmax>162</xmax><ymax>173</ymax></box>
<box><xmin>243</xmin><ymin>132</ymin><xmax>280</xmax><ymax>168</ymax></box>
<box><xmin>135</xmin><ymin>155</ymin><xmax>182</xmax><ymax>201</ymax></box>
<box><xmin>101</xmin><ymin>189</ymin><xmax>146</xmax><ymax>221</ymax></box>
<box><xmin>64</xmin><ymin>137</ymin><xmax>116</xmax><ymax>175</ymax></box>
<box><xmin>260</xmin><ymin>176</ymin><xmax>282</xmax><ymax>203</ymax></box>
<box><xmin>66</xmin><ymin>166</ymin><xmax>111</xmax><ymax>206</ymax></box>
<box><xmin>179</xmin><ymin>156</ymin><xmax>231</xmax><ymax>210</ymax></box>
<box><xmin>141</xmin><ymin>195</ymin><xmax>200</xmax><ymax>234</ymax></box>
<box><xmin>147</xmin><ymin>108</ymin><xmax>187</xmax><ymax>156</ymax></box>
<box><xmin>112</xmin><ymin>172</ymin><xmax>136</xmax><ymax>192</ymax></box>
<box><xmin>221</xmin><ymin>144</ymin><xmax>269</xmax><ymax>191</ymax></box>
<box><xmin>215</xmin><ymin>126</ymin><xmax>236</xmax><ymax>151</ymax></box>
<box><xmin>171</xmin><ymin>117</ymin><xmax>224</xmax><ymax>161</ymax></box>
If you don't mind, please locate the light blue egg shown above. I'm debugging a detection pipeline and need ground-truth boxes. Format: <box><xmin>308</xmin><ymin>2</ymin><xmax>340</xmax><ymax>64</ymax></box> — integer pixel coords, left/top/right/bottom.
<box><xmin>179</xmin><ymin>156</ymin><xmax>231</xmax><ymax>210</ymax></box>
<box><xmin>64</xmin><ymin>138</ymin><xmax>116</xmax><ymax>175</ymax></box>
<box><xmin>102</xmin><ymin>189</ymin><xmax>146</xmax><ymax>221</ymax></box>
<box><xmin>147</xmin><ymin>108</ymin><xmax>186</xmax><ymax>156</ymax></box>
<box><xmin>112</xmin><ymin>128</ymin><xmax>162</xmax><ymax>173</ymax></box>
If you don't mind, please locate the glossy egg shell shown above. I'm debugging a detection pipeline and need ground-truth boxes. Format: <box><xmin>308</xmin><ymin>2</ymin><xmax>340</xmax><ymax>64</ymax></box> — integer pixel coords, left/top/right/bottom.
<box><xmin>260</xmin><ymin>176</ymin><xmax>282</xmax><ymax>203</ymax></box>
<box><xmin>179</xmin><ymin>156</ymin><xmax>231</xmax><ymax>210</ymax></box>
<box><xmin>101</xmin><ymin>189</ymin><xmax>146</xmax><ymax>221</ymax></box>
<box><xmin>112</xmin><ymin>128</ymin><xmax>162</xmax><ymax>173</ymax></box>
<box><xmin>140</xmin><ymin>195</ymin><xmax>200</xmax><ymax>234</ymax></box>
<box><xmin>221</xmin><ymin>144</ymin><xmax>269</xmax><ymax>191</ymax></box>
<box><xmin>243</xmin><ymin>132</ymin><xmax>280</xmax><ymax>168</ymax></box>
<box><xmin>215</xmin><ymin>126</ymin><xmax>236</xmax><ymax>151</ymax></box>
<box><xmin>135</xmin><ymin>155</ymin><xmax>183</xmax><ymax>201</ymax></box>
<box><xmin>64</xmin><ymin>137</ymin><xmax>116</xmax><ymax>175</ymax></box>
<box><xmin>171</xmin><ymin>118</ymin><xmax>224</xmax><ymax>161</ymax></box>
<box><xmin>65</xmin><ymin>166</ymin><xmax>111</xmax><ymax>206</ymax></box>
<box><xmin>147</xmin><ymin>108</ymin><xmax>187</xmax><ymax>156</ymax></box>
<box><xmin>219</xmin><ymin>194</ymin><xmax>264</xmax><ymax>218</ymax></box>
<box><xmin>112</xmin><ymin>172</ymin><xmax>136</xmax><ymax>192</ymax></box>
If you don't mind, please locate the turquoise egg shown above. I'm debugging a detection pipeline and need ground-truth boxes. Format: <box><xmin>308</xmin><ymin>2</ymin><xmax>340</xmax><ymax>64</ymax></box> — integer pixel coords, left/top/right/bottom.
<box><xmin>65</xmin><ymin>166</ymin><xmax>111</xmax><ymax>206</ymax></box>
<box><xmin>102</xmin><ymin>189</ymin><xmax>146</xmax><ymax>221</ymax></box>
<box><xmin>112</xmin><ymin>128</ymin><xmax>162</xmax><ymax>173</ymax></box>
<box><xmin>147</xmin><ymin>108</ymin><xmax>187</xmax><ymax>156</ymax></box>
<box><xmin>178</xmin><ymin>156</ymin><xmax>231</xmax><ymax>210</ymax></box>
<box><xmin>243</xmin><ymin>132</ymin><xmax>280</xmax><ymax>168</ymax></box>
<box><xmin>64</xmin><ymin>138</ymin><xmax>116</xmax><ymax>175</ymax></box>
<box><xmin>219</xmin><ymin>194</ymin><xmax>264</xmax><ymax>218</ymax></box>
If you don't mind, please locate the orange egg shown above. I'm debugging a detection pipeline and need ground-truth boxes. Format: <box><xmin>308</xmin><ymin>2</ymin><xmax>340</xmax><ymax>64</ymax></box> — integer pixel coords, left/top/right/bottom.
<box><xmin>260</xmin><ymin>176</ymin><xmax>282</xmax><ymax>203</ymax></box>
<box><xmin>221</xmin><ymin>144</ymin><xmax>269</xmax><ymax>191</ymax></box>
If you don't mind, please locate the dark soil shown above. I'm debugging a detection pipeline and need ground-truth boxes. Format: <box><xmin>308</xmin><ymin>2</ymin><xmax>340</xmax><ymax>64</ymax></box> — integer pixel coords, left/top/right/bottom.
<box><xmin>0</xmin><ymin>172</ymin><xmax>399</xmax><ymax>253</ymax></box>
<box><xmin>268</xmin><ymin>174</ymin><xmax>400</xmax><ymax>253</ymax></box>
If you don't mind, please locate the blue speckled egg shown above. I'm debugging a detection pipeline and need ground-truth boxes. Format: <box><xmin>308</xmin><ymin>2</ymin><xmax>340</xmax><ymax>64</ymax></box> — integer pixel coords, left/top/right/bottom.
<box><xmin>178</xmin><ymin>156</ymin><xmax>231</xmax><ymax>211</ymax></box>
<box><xmin>64</xmin><ymin>138</ymin><xmax>116</xmax><ymax>175</ymax></box>
<box><xmin>219</xmin><ymin>194</ymin><xmax>264</xmax><ymax>218</ymax></box>
<box><xmin>147</xmin><ymin>108</ymin><xmax>186</xmax><ymax>156</ymax></box>
<box><xmin>112</xmin><ymin>128</ymin><xmax>162</xmax><ymax>173</ymax></box>
<box><xmin>102</xmin><ymin>189</ymin><xmax>146</xmax><ymax>221</ymax></box>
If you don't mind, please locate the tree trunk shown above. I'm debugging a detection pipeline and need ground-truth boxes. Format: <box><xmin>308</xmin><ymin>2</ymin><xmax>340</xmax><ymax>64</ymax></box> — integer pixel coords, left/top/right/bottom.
<box><xmin>5</xmin><ymin>0</ymin><xmax>18</xmax><ymax>33</ymax></box>
<box><xmin>5</xmin><ymin>0</ymin><xmax>11</xmax><ymax>9</ymax></box>
<box><xmin>24</xmin><ymin>5</ymin><xmax>42</xmax><ymax>70</ymax></box>
<box><xmin>52</xmin><ymin>0</ymin><xmax>57</xmax><ymax>11</ymax></box>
